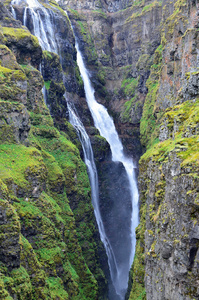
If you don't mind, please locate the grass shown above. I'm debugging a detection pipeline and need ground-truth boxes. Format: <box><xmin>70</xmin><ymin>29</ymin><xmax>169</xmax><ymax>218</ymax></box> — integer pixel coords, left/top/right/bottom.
<box><xmin>0</xmin><ymin>144</ymin><xmax>46</xmax><ymax>190</ymax></box>
<box><xmin>121</xmin><ymin>77</ymin><xmax>138</xmax><ymax>97</ymax></box>
<box><xmin>121</xmin><ymin>94</ymin><xmax>138</xmax><ymax>122</ymax></box>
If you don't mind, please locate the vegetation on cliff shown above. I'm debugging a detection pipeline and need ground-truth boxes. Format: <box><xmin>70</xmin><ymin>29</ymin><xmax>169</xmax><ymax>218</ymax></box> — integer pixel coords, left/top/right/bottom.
<box><xmin>0</xmin><ymin>2</ymin><xmax>108</xmax><ymax>299</ymax></box>
<box><xmin>130</xmin><ymin>0</ymin><xmax>199</xmax><ymax>298</ymax></box>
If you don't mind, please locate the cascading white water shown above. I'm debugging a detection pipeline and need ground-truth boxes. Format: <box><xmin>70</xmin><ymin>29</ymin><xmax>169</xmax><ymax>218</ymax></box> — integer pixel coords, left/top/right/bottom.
<box><xmin>11</xmin><ymin>0</ymin><xmax>58</xmax><ymax>105</ymax></box>
<box><xmin>67</xmin><ymin>102</ymin><xmax>120</xmax><ymax>282</ymax></box>
<box><xmin>75</xmin><ymin>41</ymin><xmax>139</xmax><ymax>298</ymax></box>
<box><xmin>11</xmin><ymin>0</ymin><xmax>58</xmax><ymax>53</ymax></box>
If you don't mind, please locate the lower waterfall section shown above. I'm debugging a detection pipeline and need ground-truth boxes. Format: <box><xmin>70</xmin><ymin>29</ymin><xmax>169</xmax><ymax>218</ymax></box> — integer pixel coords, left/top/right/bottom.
<box><xmin>74</xmin><ymin>40</ymin><xmax>139</xmax><ymax>299</ymax></box>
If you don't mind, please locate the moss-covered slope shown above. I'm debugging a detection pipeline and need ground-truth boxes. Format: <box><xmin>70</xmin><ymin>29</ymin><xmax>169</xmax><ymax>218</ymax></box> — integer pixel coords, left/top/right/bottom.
<box><xmin>0</xmin><ymin>2</ymin><xmax>108</xmax><ymax>299</ymax></box>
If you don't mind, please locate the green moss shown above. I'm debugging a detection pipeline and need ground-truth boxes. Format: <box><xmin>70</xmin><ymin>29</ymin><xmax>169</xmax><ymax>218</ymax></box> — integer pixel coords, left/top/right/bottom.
<box><xmin>30</xmin><ymin>112</ymin><xmax>53</xmax><ymax>127</ymax></box>
<box><xmin>0</xmin><ymin>144</ymin><xmax>47</xmax><ymax>194</ymax></box>
<box><xmin>46</xmin><ymin>277</ymin><xmax>69</xmax><ymax>299</ymax></box>
<box><xmin>142</xmin><ymin>0</ymin><xmax>162</xmax><ymax>13</ymax></box>
<box><xmin>48</xmin><ymin>0</ymin><xmax>69</xmax><ymax>17</ymax></box>
<box><xmin>2</xmin><ymin>27</ymin><xmax>39</xmax><ymax>48</ymax></box>
<box><xmin>20</xmin><ymin>64</ymin><xmax>36</xmax><ymax>71</ymax></box>
<box><xmin>75</xmin><ymin>64</ymin><xmax>84</xmax><ymax>94</ymax></box>
<box><xmin>163</xmin><ymin>0</ymin><xmax>187</xmax><ymax>37</ymax></box>
<box><xmin>126</xmin><ymin>0</ymin><xmax>162</xmax><ymax>22</ymax></box>
<box><xmin>0</xmin><ymin>65</ymin><xmax>27</xmax><ymax>103</ymax></box>
<box><xmin>10</xmin><ymin>267</ymin><xmax>32</xmax><ymax>298</ymax></box>
<box><xmin>29</xmin><ymin>121</ymin><xmax>101</xmax><ymax>297</ymax></box>
<box><xmin>0</xmin><ymin>65</ymin><xmax>26</xmax><ymax>81</ymax></box>
<box><xmin>0</xmin><ymin>20</ymin><xmax>107</xmax><ymax>297</ymax></box>
<box><xmin>128</xmin><ymin>203</ymin><xmax>146</xmax><ymax>300</ymax></box>
<box><xmin>43</xmin><ymin>50</ymin><xmax>53</xmax><ymax>60</ymax></box>
<box><xmin>0</xmin><ymin>277</ymin><xmax>12</xmax><ymax>300</ymax></box>
<box><xmin>141</xmin><ymin>99</ymin><xmax>199</xmax><ymax>168</ymax></box>
<box><xmin>0</xmin><ymin>144</ymin><xmax>47</xmax><ymax>193</ymax></box>
<box><xmin>140</xmin><ymin>80</ymin><xmax>159</xmax><ymax>147</ymax></box>
<box><xmin>122</xmin><ymin>77</ymin><xmax>139</xmax><ymax>97</ymax></box>
<box><xmin>121</xmin><ymin>94</ymin><xmax>138</xmax><ymax>123</ymax></box>
<box><xmin>76</xmin><ymin>21</ymin><xmax>98</xmax><ymax>65</ymax></box>
<box><xmin>44</xmin><ymin>80</ymin><xmax>51</xmax><ymax>90</ymax></box>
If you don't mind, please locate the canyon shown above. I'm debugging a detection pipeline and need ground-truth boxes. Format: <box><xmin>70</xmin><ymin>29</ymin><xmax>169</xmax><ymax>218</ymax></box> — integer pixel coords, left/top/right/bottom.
<box><xmin>0</xmin><ymin>0</ymin><xmax>198</xmax><ymax>299</ymax></box>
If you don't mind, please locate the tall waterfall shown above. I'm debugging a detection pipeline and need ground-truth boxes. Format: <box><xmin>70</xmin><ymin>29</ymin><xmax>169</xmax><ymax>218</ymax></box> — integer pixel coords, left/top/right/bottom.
<box><xmin>75</xmin><ymin>41</ymin><xmax>139</xmax><ymax>298</ymax></box>
<box><xmin>11</xmin><ymin>1</ymin><xmax>139</xmax><ymax>299</ymax></box>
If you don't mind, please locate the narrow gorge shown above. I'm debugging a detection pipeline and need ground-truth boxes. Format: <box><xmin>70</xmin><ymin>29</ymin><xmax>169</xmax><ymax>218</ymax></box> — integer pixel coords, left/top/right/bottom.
<box><xmin>0</xmin><ymin>0</ymin><xmax>198</xmax><ymax>299</ymax></box>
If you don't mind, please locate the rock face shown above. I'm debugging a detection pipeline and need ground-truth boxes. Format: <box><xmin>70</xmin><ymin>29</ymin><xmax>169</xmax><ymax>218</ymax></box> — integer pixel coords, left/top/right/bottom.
<box><xmin>129</xmin><ymin>0</ymin><xmax>199</xmax><ymax>298</ymax></box>
<box><xmin>65</xmin><ymin>0</ymin><xmax>173</xmax><ymax>162</ymax></box>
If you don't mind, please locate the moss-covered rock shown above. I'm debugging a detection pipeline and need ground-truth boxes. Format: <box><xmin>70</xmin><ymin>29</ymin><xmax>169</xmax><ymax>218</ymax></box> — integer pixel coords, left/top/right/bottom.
<box><xmin>130</xmin><ymin>0</ymin><xmax>199</xmax><ymax>296</ymax></box>
<box><xmin>0</xmin><ymin>3</ymin><xmax>108</xmax><ymax>298</ymax></box>
<box><xmin>0</xmin><ymin>65</ymin><xmax>27</xmax><ymax>103</ymax></box>
<box><xmin>2</xmin><ymin>27</ymin><xmax>42</xmax><ymax>67</ymax></box>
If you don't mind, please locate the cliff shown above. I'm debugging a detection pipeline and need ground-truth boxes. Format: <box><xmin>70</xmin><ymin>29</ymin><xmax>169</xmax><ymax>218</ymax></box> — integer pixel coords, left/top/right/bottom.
<box><xmin>61</xmin><ymin>0</ymin><xmax>199</xmax><ymax>298</ymax></box>
<box><xmin>0</xmin><ymin>0</ymin><xmax>198</xmax><ymax>299</ymax></box>
<box><xmin>0</xmin><ymin>2</ymin><xmax>108</xmax><ymax>299</ymax></box>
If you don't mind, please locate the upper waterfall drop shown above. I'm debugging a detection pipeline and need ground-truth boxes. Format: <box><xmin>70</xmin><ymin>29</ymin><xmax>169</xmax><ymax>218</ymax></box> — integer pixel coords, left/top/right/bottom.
<box><xmin>11</xmin><ymin>0</ymin><xmax>58</xmax><ymax>104</ymax></box>
<box><xmin>11</xmin><ymin>0</ymin><xmax>58</xmax><ymax>53</ymax></box>
<box><xmin>75</xmin><ymin>40</ymin><xmax>139</xmax><ymax>298</ymax></box>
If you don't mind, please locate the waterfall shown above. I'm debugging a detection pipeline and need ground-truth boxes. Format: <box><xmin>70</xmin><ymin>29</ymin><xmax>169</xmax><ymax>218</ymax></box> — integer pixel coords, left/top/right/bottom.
<box><xmin>75</xmin><ymin>41</ymin><xmax>139</xmax><ymax>298</ymax></box>
<box><xmin>11</xmin><ymin>0</ymin><xmax>58</xmax><ymax>53</ymax></box>
<box><xmin>11</xmin><ymin>0</ymin><xmax>58</xmax><ymax>106</ymax></box>
<box><xmin>67</xmin><ymin>102</ymin><xmax>119</xmax><ymax>283</ymax></box>
<box><xmin>11</xmin><ymin>1</ymin><xmax>139</xmax><ymax>298</ymax></box>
